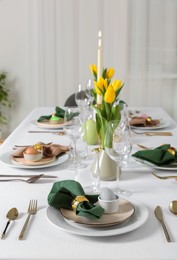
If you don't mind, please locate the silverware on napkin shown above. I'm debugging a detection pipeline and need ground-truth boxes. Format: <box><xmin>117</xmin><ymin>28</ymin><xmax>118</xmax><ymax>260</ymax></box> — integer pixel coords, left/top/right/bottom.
<box><xmin>154</xmin><ymin>205</ymin><xmax>171</xmax><ymax>242</ymax></box>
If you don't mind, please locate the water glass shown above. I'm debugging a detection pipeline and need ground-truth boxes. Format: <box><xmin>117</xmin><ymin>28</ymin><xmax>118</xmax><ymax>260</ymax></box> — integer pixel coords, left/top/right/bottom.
<box><xmin>75</xmin><ymin>84</ymin><xmax>89</xmax><ymax>109</ymax></box>
<box><xmin>105</xmin><ymin>120</ymin><xmax>132</xmax><ymax>195</ymax></box>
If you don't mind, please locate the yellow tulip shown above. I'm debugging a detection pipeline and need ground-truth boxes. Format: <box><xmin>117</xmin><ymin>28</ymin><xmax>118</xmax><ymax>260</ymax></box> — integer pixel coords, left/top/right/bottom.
<box><xmin>104</xmin><ymin>85</ymin><xmax>115</xmax><ymax>103</ymax></box>
<box><xmin>106</xmin><ymin>67</ymin><xmax>114</xmax><ymax>79</ymax></box>
<box><xmin>95</xmin><ymin>77</ymin><xmax>105</xmax><ymax>95</ymax></box>
<box><xmin>103</xmin><ymin>78</ymin><xmax>108</xmax><ymax>90</ymax></box>
<box><xmin>90</xmin><ymin>64</ymin><xmax>97</xmax><ymax>75</ymax></box>
<box><xmin>112</xmin><ymin>79</ymin><xmax>122</xmax><ymax>91</ymax></box>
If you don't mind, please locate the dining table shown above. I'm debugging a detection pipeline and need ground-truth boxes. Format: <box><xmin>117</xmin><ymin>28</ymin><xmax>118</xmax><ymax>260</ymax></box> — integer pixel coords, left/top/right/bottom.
<box><xmin>0</xmin><ymin>106</ymin><xmax>177</xmax><ymax>260</ymax></box>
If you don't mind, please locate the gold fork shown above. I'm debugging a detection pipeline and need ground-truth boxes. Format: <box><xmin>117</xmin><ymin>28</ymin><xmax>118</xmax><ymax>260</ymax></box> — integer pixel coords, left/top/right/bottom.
<box><xmin>152</xmin><ymin>172</ymin><xmax>177</xmax><ymax>180</ymax></box>
<box><xmin>19</xmin><ymin>200</ymin><xmax>37</xmax><ymax>240</ymax></box>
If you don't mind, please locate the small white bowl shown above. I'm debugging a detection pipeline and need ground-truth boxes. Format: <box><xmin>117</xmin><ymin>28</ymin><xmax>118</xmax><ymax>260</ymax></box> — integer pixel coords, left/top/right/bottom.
<box><xmin>23</xmin><ymin>151</ymin><xmax>43</xmax><ymax>162</ymax></box>
<box><xmin>98</xmin><ymin>195</ymin><xmax>119</xmax><ymax>214</ymax></box>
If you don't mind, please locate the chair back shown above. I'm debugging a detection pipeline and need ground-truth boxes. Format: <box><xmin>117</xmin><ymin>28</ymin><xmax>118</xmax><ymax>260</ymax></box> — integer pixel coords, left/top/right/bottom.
<box><xmin>64</xmin><ymin>93</ymin><xmax>77</xmax><ymax>106</ymax></box>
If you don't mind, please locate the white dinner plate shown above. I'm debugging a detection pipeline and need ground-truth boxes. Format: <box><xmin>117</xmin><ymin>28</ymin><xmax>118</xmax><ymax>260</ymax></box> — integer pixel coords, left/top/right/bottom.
<box><xmin>133</xmin><ymin>157</ymin><xmax>177</xmax><ymax>171</ymax></box>
<box><xmin>31</xmin><ymin>120</ymin><xmax>64</xmax><ymax>129</ymax></box>
<box><xmin>130</xmin><ymin>119</ymin><xmax>169</xmax><ymax>130</ymax></box>
<box><xmin>0</xmin><ymin>151</ymin><xmax>69</xmax><ymax>169</ymax></box>
<box><xmin>45</xmin><ymin>199</ymin><xmax>148</xmax><ymax>237</ymax></box>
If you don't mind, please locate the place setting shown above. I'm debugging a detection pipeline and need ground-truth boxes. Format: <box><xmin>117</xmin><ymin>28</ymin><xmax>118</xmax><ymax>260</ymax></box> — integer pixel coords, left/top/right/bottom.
<box><xmin>128</xmin><ymin>112</ymin><xmax>172</xmax><ymax>137</ymax></box>
<box><xmin>31</xmin><ymin>106</ymin><xmax>65</xmax><ymax>129</ymax></box>
<box><xmin>0</xmin><ymin>142</ymin><xmax>70</xmax><ymax>169</ymax></box>
<box><xmin>30</xmin><ymin>106</ymin><xmax>79</xmax><ymax>130</ymax></box>
<box><xmin>131</xmin><ymin>143</ymin><xmax>177</xmax><ymax>171</ymax></box>
<box><xmin>45</xmin><ymin>179</ymin><xmax>149</xmax><ymax>237</ymax></box>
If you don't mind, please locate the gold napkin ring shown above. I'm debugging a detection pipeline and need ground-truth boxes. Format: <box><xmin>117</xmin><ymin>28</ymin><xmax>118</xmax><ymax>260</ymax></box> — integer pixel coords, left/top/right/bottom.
<box><xmin>168</xmin><ymin>147</ymin><xmax>176</xmax><ymax>156</ymax></box>
<box><xmin>146</xmin><ymin>117</ymin><xmax>151</xmax><ymax>122</ymax></box>
<box><xmin>72</xmin><ymin>196</ymin><xmax>89</xmax><ymax>211</ymax></box>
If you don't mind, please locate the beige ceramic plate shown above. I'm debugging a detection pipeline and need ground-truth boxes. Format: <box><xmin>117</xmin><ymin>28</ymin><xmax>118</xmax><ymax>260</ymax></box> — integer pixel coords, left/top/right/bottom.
<box><xmin>36</xmin><ymin>121</ymin><xmax>63</xmax><ymax>129</ymax></box>
<box><xmin>11</xmin><ymin>156</ymin><xmax>56</xmax><ymax>166</ymax></box>
<box><xmin>60</xmin><ymin>198</ymin><xmax>135</xmax><ymax>227</ymax></box>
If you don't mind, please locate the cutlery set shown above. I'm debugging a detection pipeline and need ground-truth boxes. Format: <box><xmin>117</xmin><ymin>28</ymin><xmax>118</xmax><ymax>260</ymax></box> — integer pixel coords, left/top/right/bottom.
<box><xmin>1</xmin><ymin>200</ymin><xmax>37</xmax><ymax>240</ymax></box>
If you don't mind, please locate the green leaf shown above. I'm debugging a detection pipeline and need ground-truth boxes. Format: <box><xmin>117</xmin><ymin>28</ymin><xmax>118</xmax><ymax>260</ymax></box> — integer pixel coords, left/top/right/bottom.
<box><xmin>104</xmin><ymin>123</ymin><xmax>113</xmax><ymax>148</ymax></box>
<box><xmin>104</xmin><ymin>102</ymin><xmax>111</xmax><ymax>121</ymax></box>
<box><xmin>93</xmin><ymin>71</ymin><xmax>97</xmax><ymax>80</ymax></box>
<box><xmin>111</xmin><ymin>105</ymin><xmax>121</xmax><ymax>122</ymax></box>
<box><xmin>115</xmin><ymin>84</ymin><xmax>124</xmax><ymax>98</ymax></box>
<box><xmin>102</xmin><ymin>68</ymin><xmax>107</xmax><ymax>79</ymax></box>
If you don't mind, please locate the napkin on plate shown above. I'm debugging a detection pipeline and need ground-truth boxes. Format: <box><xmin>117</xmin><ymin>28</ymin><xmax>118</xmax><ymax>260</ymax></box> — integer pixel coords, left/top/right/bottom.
<box><xmin>129</xmin><ymin>116</ymin><xmax>160</xmax><ymax>127</ymax></box>
<box><xmin>12</xmin><ymin>143</ymin><xmax>70</xmax><ymax>158</ymax></box>
<box><xmin>48</xmin><ymin>180</ymin><xmax>104</xmax><ymax>219</ymax></box>
<box><xmin>132</xmin><ymin>144</ymin><xmax>177</xmax><ymax>166</ymax></box>
<box><xmin>37</xmin><ymin>106</ymin><xmax>65</xmax><ymax>122</ymax></box>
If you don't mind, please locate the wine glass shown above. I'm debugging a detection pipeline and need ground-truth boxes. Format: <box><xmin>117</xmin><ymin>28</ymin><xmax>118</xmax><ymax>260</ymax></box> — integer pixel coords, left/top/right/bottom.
<box><xmin>104</xmin><ymin>120</ymin><xmax>132</xmax><ymax>195</ymax></box>
<box><xmin>63</xmin><ymin>107</ymin><xmax>88</xmax><ymax>179</ymax></box>
<box><xmin>85</xmin><ymin>79</ymin><xmax>94</xmax><ymax>105</ymax></box>
<box><xmin>75</xmin><ymin>84</ymin><xmax>89</xmax><ymax>110</ymax></box>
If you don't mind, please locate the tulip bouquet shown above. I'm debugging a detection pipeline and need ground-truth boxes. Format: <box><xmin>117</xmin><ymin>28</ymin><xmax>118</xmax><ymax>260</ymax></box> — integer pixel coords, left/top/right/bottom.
<box><xmin>90</xmin><ymin>64</ymin><xmax>124</xmax><ymax>149</ymax></box>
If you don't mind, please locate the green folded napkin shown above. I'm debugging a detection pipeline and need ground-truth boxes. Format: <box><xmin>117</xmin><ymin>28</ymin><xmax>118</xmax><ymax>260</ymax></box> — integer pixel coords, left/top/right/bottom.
<box><xmin>37</xmin><ymin>106</ymin><xmax>65</xmax><ymax>122</ymax></box>
<box><xmin>132</xmin><ymin>144</ymin><xmax>177</xmax><ymax>166</ymax></box>
<box><xmin>38</xmin><ymin>106</ymin><xmax>79</xmax><ymax>122</ymax></box>
<box><xmin>48</xmin><ymin>180</ymin><xmax>104</xmax><ymax>219</ymax></box>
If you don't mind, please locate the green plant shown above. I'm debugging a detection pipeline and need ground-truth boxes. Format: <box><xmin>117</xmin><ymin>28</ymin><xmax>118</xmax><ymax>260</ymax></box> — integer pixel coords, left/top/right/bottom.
<box><xmin>0</xmin><ymin>72</ymin><xmax>12</xmax><ymax>125</ymax></box>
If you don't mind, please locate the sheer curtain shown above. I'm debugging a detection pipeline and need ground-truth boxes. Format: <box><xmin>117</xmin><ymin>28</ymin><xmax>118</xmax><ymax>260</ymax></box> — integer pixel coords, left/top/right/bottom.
<box><xmin>126</xmin><ymin>0</ymin><xmax>177</xmax><ymax>120</ymax></box>
<box><xmin>31</xmin><ymin>0</ymin><xmax>176</xmax><ymax>118</ymax></box>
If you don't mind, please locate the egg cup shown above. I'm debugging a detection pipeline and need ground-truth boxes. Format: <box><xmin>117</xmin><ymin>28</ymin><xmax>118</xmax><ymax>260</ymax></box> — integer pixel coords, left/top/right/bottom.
<box><xmin>23</xmin><ymin>150</ymin><xmax>43</xmax><ymax>162</ymax></box>
<box><xmin>98</xmin><ymin>195</ymin><xmax>119</xmax><ymax>214</ymax></box>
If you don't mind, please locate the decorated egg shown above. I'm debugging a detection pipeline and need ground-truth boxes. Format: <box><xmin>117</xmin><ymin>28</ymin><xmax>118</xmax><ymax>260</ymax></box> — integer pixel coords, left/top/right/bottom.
<box><xmin>49</xmin><ymin>114</ymin><xmax>62</xmax><ymax>124</ymax></box>
<box><xmin>25</xmin><ymin>147</ymin><xmax>40</xmax><ymax>154</ymax></box>
<box><xmin>100</xmin><ymin>188</ymin><xmax>117</xmax><ymax>201</ymax></box>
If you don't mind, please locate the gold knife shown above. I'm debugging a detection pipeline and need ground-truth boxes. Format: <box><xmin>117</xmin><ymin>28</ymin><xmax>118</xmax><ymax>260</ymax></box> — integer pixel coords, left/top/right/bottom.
<box><xmin>144</xmin><ymin>132</ymin><xmax>172</xmax><ymax>136</ymax></box>
<box><xmin>154</xmin><ymin>206</ymin><xmax>171</xmax><ymax>242</ymax></box>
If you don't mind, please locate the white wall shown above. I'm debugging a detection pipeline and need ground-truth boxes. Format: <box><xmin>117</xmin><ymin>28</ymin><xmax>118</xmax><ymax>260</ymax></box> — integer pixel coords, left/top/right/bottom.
<box><xmin>0</xmin><ymin>0</ymin><xmax>32</xmax><ymax>136</ymax></box>
<box><xmin>0</xmin><ymin>0</ymin><xmax>176</xmax><ymax>137</ymax></box>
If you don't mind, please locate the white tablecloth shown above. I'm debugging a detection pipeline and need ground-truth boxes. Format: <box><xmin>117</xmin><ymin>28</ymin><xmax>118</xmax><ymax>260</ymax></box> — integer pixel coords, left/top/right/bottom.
<box><xmin>0</xmin><ymin>106</ymin><xmax>177</xmax><ymax>260</ymax></box>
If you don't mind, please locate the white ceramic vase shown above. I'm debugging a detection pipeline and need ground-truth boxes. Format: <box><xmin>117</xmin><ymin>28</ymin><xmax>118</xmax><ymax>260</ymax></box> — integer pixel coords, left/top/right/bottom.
<box><xmin>91</xmin><ymin>149</ymin><xmax>117</xmax><ymax>181</ymax></box>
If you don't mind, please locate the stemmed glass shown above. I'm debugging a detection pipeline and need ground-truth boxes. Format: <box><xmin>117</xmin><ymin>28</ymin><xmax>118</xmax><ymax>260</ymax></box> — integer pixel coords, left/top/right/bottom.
<box><xmin>63</xmin><ymin>107</ymin><xmax>86</xmax><ymax>179</ymax></box>
<box><xmin>104</xmin><ymin>120</ymin><xmax>132</xmax><ymax>195</ymax></box>
<box><xmin>85</xmin><ymin>79</ymin><xmax>94</xmax><ymax>105</ymax></box>
<box><xmin>75</xmin><ymin>84</ymin><xmax>89</xmax><ymax>110</ymax></box>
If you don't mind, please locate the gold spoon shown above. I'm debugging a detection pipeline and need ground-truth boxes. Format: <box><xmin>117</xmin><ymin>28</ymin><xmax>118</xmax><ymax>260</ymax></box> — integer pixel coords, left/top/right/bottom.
<box><xmin>0</xmin><ymin>174</ymin><xmax>44</xmax><ymax>183</ymax></box>
<box><xmin>169</xmin><ymin>200</ymin><xmax>177</xmax><ymax>216</ymax></box>
<box><xmin>1</xmin><ymin>208</ymin><xmax>18</xmax><ymax>239</ymax></box>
